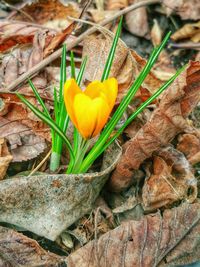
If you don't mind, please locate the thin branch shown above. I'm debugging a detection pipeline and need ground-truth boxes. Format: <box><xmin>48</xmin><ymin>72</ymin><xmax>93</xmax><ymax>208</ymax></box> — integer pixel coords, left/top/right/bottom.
<box><xmin>2</xmin><ymin>0</ymin><xmax>35</xmax><ymax>22</ymax></box>
<box><xmin>169</xmin><ymin>42</ymin><xmax>200</xmax><ymax>49</ymax></box>
<box><xmin>7</xmin><ymin>0</ymin><xmax>160</xmax><ymax>91</ymax></box>
<box><xmin>28</xmin><ymin>149</ymin><xmax>51</xmax><ymax>176</ymax></box>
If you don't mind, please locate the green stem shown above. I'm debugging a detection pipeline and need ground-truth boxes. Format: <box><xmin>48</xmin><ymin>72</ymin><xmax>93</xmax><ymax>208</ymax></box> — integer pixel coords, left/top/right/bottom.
<box><xmin>50</xmin><ymin>151</ymin><xmax>61</xmax><ymax>172</ymax></box>
<box><xmin>68</xmin><ymin>139</ymin><xmax>91</xmax><ymax>174</ymax></box>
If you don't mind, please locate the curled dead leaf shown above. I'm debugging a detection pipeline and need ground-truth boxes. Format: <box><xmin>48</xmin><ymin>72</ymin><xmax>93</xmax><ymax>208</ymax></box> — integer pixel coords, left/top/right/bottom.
<box><xmin>125</xmin><ymin>0</ymin><xmax>149</xmax><ymax>38</ymax></box>
<box><xmin>0</xmin><ymin>92</ymin><xmax>49</xmax><ymax>162</ymax></box>
<box><xmin>142</xmin><ymin>146</ymin><xmax>197</xmax><ymax>211</ymax></box>
<box><xmin>82</xmin><ymin>34</ymin><xmax>128</xmax><ymax>82</ymax></box>
<box><xmin>82</xmin><ymin>34</ymin><xmax>162</xmax><ymax>104</ymax></box>
<box><xmin>177</xmin><ymin>133</ymin><xmax>200</xmax><ymax>165</ymax></box>
<box><xmin>9</xmin><ymin>0</ymin><xmax>80</xmax><ymax>25</ymax></box>
<box><xmin>151</xmin><ymin>19</ymin><xmax>163</xmax><ymax>46</ymax></box>
<box><xmin>171</xmin><ymin>21</ymin><xmax>200</xmax><ymax>43</ymax></box>
<box><xmin>67</xmin><ymin>203</ymin><xmax>200</xmax><ymax>267</ymax></box>
<box><xmin>0</xmin><ymin>226</ymin><xmax>67</xmax><ymax>266</ymax></box>
<box><xmin>109</xmin><ymin>61</ymin><xmax>200</xmax><ymax>192</ymax></box>
<box><xmin>163</xmin><ymin>0</ymin><xmax>200</xmax><ymax>20</ymax></box>
<box><xmin>106</xmin><ymin>0</ymin><xmax>128</xmax><ymax>10</ymax></box>
<box><xmin>0</xmin><ymin>142</ymin><xmax>121</xmax><ymax>240</ymax></box>
<box><xmin>0</xmin><ymin>138</ymin><xmax>12</xmax><ymax>179</ymax></box>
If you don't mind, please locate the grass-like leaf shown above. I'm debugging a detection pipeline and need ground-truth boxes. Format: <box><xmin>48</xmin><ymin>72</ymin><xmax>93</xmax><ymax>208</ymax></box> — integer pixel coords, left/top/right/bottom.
<box><xmin>28</xmin><ymin>79</ymin><xmax>51</xmax><ymax>118</ymax></box>
<box><xmin>97</xmin><ymin>64</ymin><xmax>186</xmax><ymax>157</ymax></box>
<box><xmin>70</xmin><ymin>51</ymin><xmax>76</xmax><ymax>79</ymax></box>
<box><xmin>101</xmin><ymin>16</ymin><xmax>123</xmax><ymax>82</ymax></box>
<box><xmin>78</xmin><ymin>32</ymin><xmax>172</xmax><ymax>173</ymax></box>
<box><xmin>55</xmin><ymin>45</ymin><xmax>69</xmax><ymax>154</ymax></box>
<box><xmin>16</xmin><ymin>92</ymin><xmax>74</xmax><ymax>163</ymax></box>
<box><xmin>77</xmin><ymin>56</ymin><xmax>87</xmax><ymax>85</ymax></box>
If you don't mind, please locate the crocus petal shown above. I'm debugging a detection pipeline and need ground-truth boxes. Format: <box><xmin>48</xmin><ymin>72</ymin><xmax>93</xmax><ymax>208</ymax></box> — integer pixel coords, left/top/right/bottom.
<box><xmin>73</xmin><ymin>94</ymin><xmax>99</xmax><ymax>139</ymax></box>
<box><xmin>102</xmin><ymin>78</ymin><xmax>118</xmax><ymax>110</ymax></box>
<box><xmin>84</xmin><ymin>81</ymin><xmax>104</xmax><ymax>99</ymax></box>
<box><xmin>91</xmin><ymin>97</ymin><xmax>110</xmax><ymax>137</ymax></box>
<box><xmin>64</xmin><ymin>77</ymin><xmax>118</xmax><ymax>139</ymax></box>
<box><xmin>64</xmin><ymin>79</ymin><xmax>82</xmax><ymax>128</ymax></box>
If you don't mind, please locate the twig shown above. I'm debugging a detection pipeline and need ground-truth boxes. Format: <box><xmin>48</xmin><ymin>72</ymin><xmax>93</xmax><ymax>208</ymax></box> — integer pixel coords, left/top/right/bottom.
<box><xmin>7</xmin><ymin>0</ymin><xmax>160</xmax><ymax>91</ymax></box>
<box><xmin>28</xmin><ymin>149</ymin><xmax>51</xmax><ymax>176</ymax></box>
<box><xmin>2</xmin><ymin>0</ymin><xmax>35</xmax><ymax>22</ymax></box>
<box><xmin>68</xmin><ymin>16</ymin><xmax>128</xmax><ymax>49</ymax></box>
<box><xmin>169</xmin><ymin>42</ymin><xmax>200</xmax><ymax>49</ymax></box>
<box><xmin>4</xmin><ymin>19</ymin><xmax>59</xmax><ymax>32</ymax></box>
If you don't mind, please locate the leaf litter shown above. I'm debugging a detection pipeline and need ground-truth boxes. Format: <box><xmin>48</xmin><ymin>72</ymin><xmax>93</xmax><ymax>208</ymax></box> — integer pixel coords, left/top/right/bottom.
<box><xmin>0</xmin><ymin>0</ymin><xmax>200</xmax><ymax>266</ymax></box>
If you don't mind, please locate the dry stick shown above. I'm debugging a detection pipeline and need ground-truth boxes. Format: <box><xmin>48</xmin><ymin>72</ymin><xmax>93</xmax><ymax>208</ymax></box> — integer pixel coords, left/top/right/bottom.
<box><xmin>5</xmin><ymin>20</ymin><xmax>59</xmax><ymax>32</ymax></box>
<box><xmin>169</xmin><ymin>42</ymin><xmax>200</xmax><ymax>49</ymax></box>
<box><xmin>7</xmin><ymin>0</ymin><xmax>160</xmax><ymax>91</ymax></box>
<box><xmin>28</xmin><ymin>149</ymin><xmax>52</xmax><ymax>176</ymax></box>
<box><xmin>2</xmin><ymin>0</ymin><xmax>35</xmax><ymax>22</ymax></box>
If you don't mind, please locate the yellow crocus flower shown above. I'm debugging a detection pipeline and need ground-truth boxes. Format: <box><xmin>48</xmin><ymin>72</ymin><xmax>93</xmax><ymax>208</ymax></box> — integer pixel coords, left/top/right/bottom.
<box><xmin>64</xmin><ymin>78</ymin><xmax>118</xmax><ymax>139</ymax></box>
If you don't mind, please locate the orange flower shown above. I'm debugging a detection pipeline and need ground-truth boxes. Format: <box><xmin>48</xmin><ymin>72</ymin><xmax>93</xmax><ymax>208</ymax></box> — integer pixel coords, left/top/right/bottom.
<box><xmin>64</xmin><ymin>78</ymin><xmax>118</xmax><ymax>139</ymax></box>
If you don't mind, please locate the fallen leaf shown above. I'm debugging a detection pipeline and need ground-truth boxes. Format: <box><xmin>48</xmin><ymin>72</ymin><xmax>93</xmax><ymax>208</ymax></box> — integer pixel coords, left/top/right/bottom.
<box><xmin>0</xmin><ymin>226</ymin><xmax>67</xmax><ymax>266</ymax></box>
<box><xmin>9</xmin><ymin>0</ymin><xmax>80</xmax><ymax>25</ymax></box>
<box><xmin>106</xmin><ymin>0</ymin><xmax>128</xmax><ymax>10</ymax></box>
<box><xmin>0</xmin><ymin>138</ymin><xmax>12</xmax><ymax>179</ymax></box>
<box><xmin>151</xmin><ymin>19</ymin><xmax>163</xmax><ymax>46</ymax></box>
<box><xmin>0</xmin><ymin>118</ymin><xmax>47</xmax><ymax>162</ymax></box>
<box><xmin>0</xmin><ymin>20</ymin><xmax>56</xmax><ymax>53</ymax></box>
<box><xmin>0</xmin><ymin>142</ymin><xmax>121</xmax><ymax>240</ymax></box>
<box><xmin>171</xmin><ymin>21</ymin><xmax>200</xmax><ymax>43</ymax></box>
<box><xmin>0</xmin><ymin>33</ymin><xmax>50</xmax><ymax>88</ymax></box>
<box><xmin>125</xmin><ymin>0</ymin><xmax>149</xmax><ymax>38</ymax></box>
<box><xmin>43</xmin><ymin>22</ymin><xmax>75</xmax><ymax>57</ymax></box>
<box><xmin>109</xmin><ymin>61</ymin><xmax>200</xmax><ymax>192</ymax></box>
<box><xmin>0</xmin><ymin>93</ymin><xmax>50</xmax><ymax>140</ymax></box>
<box><xmin>130</xmin><ymin>49</ymin><xmax>163</xmax><ymax>95</ymax></box>
<box><xmin>88</xmin><ymin>9</ymin><xmax>116</xmax><ymax>23</ymax></box>
<box><xmin>66</xmin><ymin>203</ymin><xmax>200</xmax><ymax>267</ymax></box>
<box><xmin>163</xmin><ymin>0</ymin><xmax>200</xmax><ymax>20</ymax></box>
<box><xmin>82</xmin><ymin>34</ymin><xmax>128</xmax><ymax>82</ymax></box>
<box><xmin>0</xmin><ymin>92</ymin><xmax>49</xmax><ymax>162</ymax></box>
<box><xmin>177</xmin><ymin>133</ymin><xmax>200</xmax><ymax>165</ymax></box>
<box><xmin>82</xmin><ymin>35</ymin><xmax>163</xmax><ymax>103</ymax></box>
<box><xmin>142</xmin><ymin>146</ymin><xmax>197</xmax><ymax>211</ymax></box>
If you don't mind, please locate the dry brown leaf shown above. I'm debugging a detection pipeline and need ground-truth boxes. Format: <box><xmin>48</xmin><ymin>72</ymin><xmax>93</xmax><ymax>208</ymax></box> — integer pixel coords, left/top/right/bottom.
<box><xmin>163</xmin><ymin>0</ymin><xmax>200</xmax><ymax>20</ymax></box>
<box><xmin>0</xmin><ymin>142</ymin><xmax>121</xmax><ymax>240</ymax></box>
<box><xmin>88</xmin><ymin>9</ymin><xmax>116</xmax><ymax>23</ymax></box>
<box><xmin>82</xmin><ymin>34</ymin><xmax>128</xmax><ymax>82</ymax></box>
<box><xmin>171</xmin><ymin>21</ymin><xmax>200</xmax><ymax>43</ymax></box>
<box><xmin>177</xmin><ymin>133</ymin><xmax>200</xmax><ymax>165</ymax></box>
<box><xmin>153</xmin><ymin>50</ymin><xmax>176</xmax><ymax>82</ymax></box>
<box><xmin>151</xmin><ymin>19</ymin><xmax>163</xmax><ymax>46</ymax></box>
<box><xmin>0</xmin><ymin>93</ymin><xmax>50</xmax><ymax>140</ymax></box>
<box><xmin>0</xmin><ymin>20</ymin><xmax>56</xmax><ymax>53</ymax></box>
<box><xmin>43</xmin><ymin>22</ymin><xmax>75</xmax><ymax>57</ymax></box>
<box><xmin>67</xmin><ymin>203</ymin><xmax>200</xmax><ymax>267</ymax></box>
<box><xmin>0</xmin><ymin>138</ymin><xmax>12</xmax><ymax>179</ymax></box>
<box><xmin>9</xmin><ymin>0</ymin><xmax>80</xmax><ymax>25</ymax></box>
<box><xmin>0</xmin><ymin>34</ymin><xmax>50</xmax><ymax>88</ymax></box>
<box><xmin>109</xmin><ymin>61</ymin><xmax>200</xmax><ymax>192</ymax></box>
<box><xmin>130</xmin><ymin>50</ymin><xmax>163</xmax><ymax>94</ymax></box>
<box><xmin>0</xmin><ymin>118</ymin><xmax>47</xmax><ymax>162</ymax></box>
<box><xmin>142</xmin><ymin>146</ymin><xmax>197</xmax><ymax>211</ymax></box>
<box><xmin>125</xmin><ymin>0</ymin><xmax>149</xmax><ymax>38</ymax></box>
<box><xmin>82</xmin><ymin>35</ymin><xmax>162</xmax><ymax>103</ymax></box>
<box><xmin>106</xmin><ymin>0</ymin><xmax>128</xmax><ymax>10</ymax></box>
<box><xmin>0</xmin><ymin>226</ymin><xmax>67</xmax><ymax>266</ymax></box>
<box><xmin>0</xmin><ymin>92</ymin><xmax>49</xmax><ymax>162</ymax></box>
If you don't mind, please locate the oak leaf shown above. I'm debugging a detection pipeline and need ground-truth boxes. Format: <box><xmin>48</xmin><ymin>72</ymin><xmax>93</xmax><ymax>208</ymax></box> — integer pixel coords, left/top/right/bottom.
<box><xmin>109</xmin><ymin>61</ymin><xmax>200</xmax><ymax>192</ymax></box>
